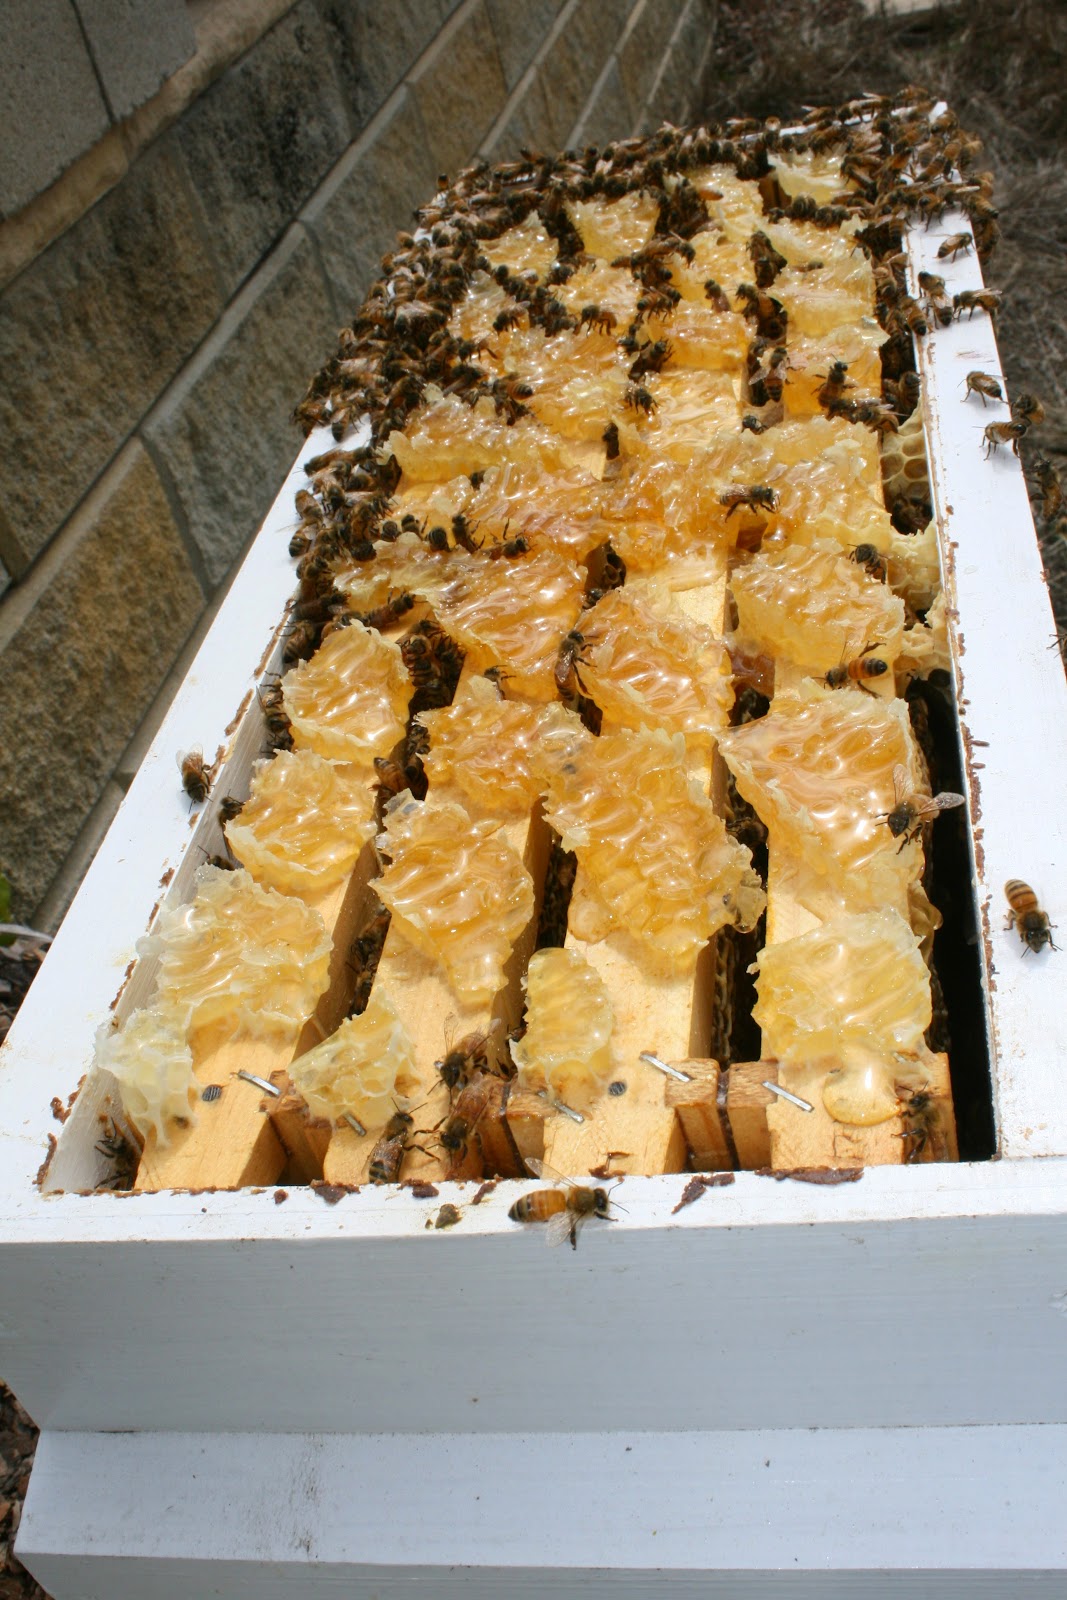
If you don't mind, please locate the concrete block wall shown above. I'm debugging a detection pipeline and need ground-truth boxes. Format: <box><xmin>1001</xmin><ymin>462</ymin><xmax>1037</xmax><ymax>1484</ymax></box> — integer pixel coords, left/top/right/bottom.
<box><xmin>0</xmin><ymin>0</ymin><xmax>717</xmax><ymax>926</ymax></box>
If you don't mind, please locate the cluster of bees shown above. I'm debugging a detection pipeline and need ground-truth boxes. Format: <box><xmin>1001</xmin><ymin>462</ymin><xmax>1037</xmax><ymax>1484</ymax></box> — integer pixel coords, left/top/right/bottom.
<box><xmin>164</xmin><ymin>88</ymin><xmax>1062</xmax><ymax>1208</ymax></box>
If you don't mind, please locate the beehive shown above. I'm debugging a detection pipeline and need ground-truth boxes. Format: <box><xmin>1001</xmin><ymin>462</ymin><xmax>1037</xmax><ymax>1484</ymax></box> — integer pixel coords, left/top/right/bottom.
<box><xmin>5</xmin><ymin>94</ymin><xmax>1067</xmax><ymax>1599</ymax></box>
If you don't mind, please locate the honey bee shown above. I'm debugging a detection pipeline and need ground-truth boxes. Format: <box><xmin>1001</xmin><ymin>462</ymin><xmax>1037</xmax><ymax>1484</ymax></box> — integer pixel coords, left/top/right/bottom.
<box><xmin>629</xmin><ymin>339</ymin><xmax>673</xmax><ymax>379</ymax></box>
<box><xmin>485</xmin><ymin>531</ymin><xmax>530</xmax><ymax>559</ymax></box>
<box><xmin>493</xmin><ymin>306</ymin><xmax>527</xmax><ymax>334</ymax></box>
<box><xmin>490</xmin><ymin>374</ymin><xmax>534</xmax><ymax>424</ymax></box>
<box><xmin>704</xmin><ymin>278</ymin><xmax>731</xmax><ymax>312</ymax></box>
<box><xmin>602</xmin><ymin>420</ymin><xmax>620</xmax><ymax>460</ymax></box>
<box><xmin>917</xmin><ymin>270</ymin><xmax>953</xmax><ymax>327</ymax></box>
<box><xmin>823</xmin><ymin>641</ymin><xmax>889</xmax><ymax>693</ymax></box>
<box><xmin>735</xmin><ymin>283</ymin><xmax>787</xmax><ymax>340</ymax></box>
<box><xmin>177</xmin><ymin>747</ymin><xmax>212</xmax><ymax>805</ymax></box>
<box><xmin>816</xmin><ymin>360</ymin><xmax>853</xmax><ymax>412</ymax></box>
<box><xmin>555</xmin><ymin>627</ymin><xmax>592</xmax><ymax>702</ymax></box>
<box><xmin>283</xmin><ymin>619</ymin><xmax>319</xmax><ymax>666</ymax></box>
<box><xmin>983</xmin><ymin>419</ymin><xmax>1028</xmax><ymax>458</ymax></box>
<box><xmin>1034</xmin><ymin>457</ymin><xmax>1063</xmax><ymax>520</ymax></box>
<box><xmin>367</xmin><ymin>1109</ymin><xmax>418</xmax><ymax>1184</ymax></box>
<box><xmin>719</xmin><ymin>484</ymin><xmax>780</xmax><ymax>518</ymax></box>
<box><xmin>624</xmin><ymin>382</ymin><xmax>657</xmax><ymax>416</ymax></box>
<box><xmin>437</xmin><ymin>1069</ymin><xmax>504</xmax><ymax>1171</ymax></box>
<box><xmin>963</xmin><ymin>370</ymin><xmax>1003</xmax><ymax>406</ymax></box>
<box><xmin>507</xmin><ymin>1159</ymin><xmax>614</xmax><ymax>1250</ymax></box>
<box><xmin>1004</xmin><ymin>879</ymin><xmax>1057</xmax><ymax>954</ymax></box>
<box><xmin>355</xmin><ymin>590</ymin><xmax>416</xmax><ymax>631</ymax></box>
<box><xmin>849</xmin><ymin>543</ymin><xmax>887</xmax><ymax>581</ymax></box>
<box><xmin>436</xmin><ymin>1024</ymin><xmax>494</xmax><ymax>1094</ymax></box>
<box><xmin>1011</xmin><ymin>392</ymin><xmax>1045</xmax><ymax>428</ymax></box>
<box><xmin>879</xmin><ymin>763</ymin><xmax>966</xmax><ymax>852</ymax></box>
<box><xmin>257</xmin><ymin>681</ymin><xmax>293</xmax><ymax>752</ymax></box>
<box><xmin>218</xmin><ymin>794</ymin><xmax>245</xmax><ymax>824</ymax></box>
<box><xmin>896</xmin><ymin>1084</ymin><xmax>938</xmax><ymax>1163</ymax></box>
<box><xmin>451</xmin><ymin>513</ymin><xmax>482</xmax><ymax>553</ymax></box>
<box><xmin>953</xmin><ymin>289</ymin><xmax>1001</xmax><ymax>321</ymax></box>
<box><xmin>936</xmin><ymin>231</ymin><xmax>972</xmax><ymax>260</ymax></box>
<box><xmin>747</xmin><ymin>230</ymin><xmax>787</xmax><ymax>288</ymax></box>
<box><xmin>579</xmin><ymin>304</ymin><xmax>617</xmax><ymax>335</ymax></box>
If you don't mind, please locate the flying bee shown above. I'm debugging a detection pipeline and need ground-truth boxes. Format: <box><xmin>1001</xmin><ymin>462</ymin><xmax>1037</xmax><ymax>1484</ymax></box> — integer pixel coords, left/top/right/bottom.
<box><xmin>816</xmin><ymin>360</ymin><xmax>853</xmax><ymax>411</ymax></box>
<box><xmin>879</xmin><ymin>763</ymin><xmax>966</xmax><ymax>852</ymax></box>
<box><xmin>896</xmin><ymin>1084</ymin><xmax>938</xmax><ymax>1163</ymax></box>
<box><xmin>1011</xmin><ymin>392</ymin><xmax>1045</xmax><ymax>428</ymax></box>
<box><xmin>849</xmin><ymin>543</ymin><xmax>888</xmax><ymax>581</ymax></box>
<box><xmin>953</xmin><ymin>288</ymin><xmax>1001</xmax><ymax>321</ymax></box>
<box><xmin>177</xmin><ymin>747</ymin><xmax>212</xmax><ymax>805</ymax></box>
<box><xmin>936</xmin><ymin>231</ymin><xmax>972</xmax><ymax>260</ymax></box>
<box><xmin>983</xmin><ymin>419</ymin><xmax>1028</xmax><ymax>458</ymax></box>
<box><xmin>719</xmin><ymin>484</ymin><xmax>779</xmax><ymax>518</ymax></box>
<box><xmin>1034</xmin><ymin>457</ymin><xmax>1063</xmax><ymax>520</ymax></box>
<box><xmin>963</xmin><ymin>370</ymin><xmax>1003</xmax><ymax>406</ymax></box>
<box><xmin>1004</xmin><ymin>879</ymin><xmax>1057</xmax><ymax>954</ymax></box>
<box><xmin>579</xmin><ymin>304</ymin><xmax>617</xmax><ymax>335</ymax></box>
<box><xmin>508</xmin><ymin>1159</ymin><xmax>615</xmax><ymax>1251</ymax></box>
<box><xmin>823</xmin><ymin>640</ymin><xmax>889</xmax><ymax>694</ymax></box>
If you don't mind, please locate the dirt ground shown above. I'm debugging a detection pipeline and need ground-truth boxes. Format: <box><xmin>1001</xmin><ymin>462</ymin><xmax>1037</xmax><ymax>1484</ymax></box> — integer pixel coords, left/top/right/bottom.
<box><xmin>3</xmin><ymin>7</ymin><xmax>1064</xmax><ymax>1592</ymax></box>
<box><xmin>702</xmin><ymin>0</ymin><xmax>1067</xmax><ymax>631</ymax></box>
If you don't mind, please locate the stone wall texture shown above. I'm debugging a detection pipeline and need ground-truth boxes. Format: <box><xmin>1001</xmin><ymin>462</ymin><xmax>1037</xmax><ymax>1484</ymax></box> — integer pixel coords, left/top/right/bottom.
<box><xmin>0</xmin><ymin>0</ymin><xmax>718</xmax><ymax>924</ymax></box>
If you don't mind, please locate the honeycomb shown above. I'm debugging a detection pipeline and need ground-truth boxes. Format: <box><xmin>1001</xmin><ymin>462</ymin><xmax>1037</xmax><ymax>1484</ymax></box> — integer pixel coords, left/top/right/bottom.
<box><xmin>435</xmin><ymin>548</ymin><xmax>585</xmax><ymax>700</ymax></box>
<box><xmin>376</xmin><ymin>796</ymin><xmax>534</xmax><ymax>1003</ymax></box>
<box><xmin>144</xmin><ymin>865</ymin><xmax>332</xmax><ymax>1039</ymax></box>
<box><xmin>760</xmin><ymin>417</ymin><xmax>894</xmax><ymax>552</ymax></box>
<box><xmin>386</xmin><ymin>387</ymin><xmax>585</xmax><ymax>484</ymax></box>
<box><xmin>567</xmin><ymin>191</ymin><xmax>659</xmax><ymax>258</ymax></box>
<box><xmin>541</xmin><ymin>725</ymin><xmax>762</xmax><ymax>972</ymax></box>
<box><xmin>484</xmin><ymin>214</ymin><xmax>560</xmax><ymax>278</ymax></box>
<box><xmin>553</xmin><ymin>259</ymin><xmax>641</xmax><ymax>328</ymax></box>
<box><xmin>224</xmin><ymin>749</ymin><xmax>376</xmax><ymax>897</ymax></box>
<box><xmin>282</xmin><ymin>620</ymin><xmax>409</xmax><ymax>765</ymax></box>
<box><xmin>882</xmin><ymin>406</ymin><xmax>930</xmax><ymax>503</ymax></box>
<box><xmin>94</xmin><ymin>1004</ymin><xmax>196</xmax><ymax>1146</ymax></box>
<box><xmin>462</xmin><ymin>459</ymin><xmax>612</xmax><ymax>563</ymax></box>
<box><xmin>420</xmin><ymin>681</ymin><xmax>579</xmax><ymax>816</ymax></box>
<box><xmin>288</xmin><ymin>990</ymin><xmax>419</xmax><ymax>1126</ymax></box>
<box><xmin>776</xmin><ymin>243</ymin><xmax>876</xmax><ymax>337</ymax></box>
<box><xmin>510</xmin><ymin>947</ymin><xmax>615</xmax><ymax>1111</ymax></box>
<box><xmin>768</xmin><ymin>149</ymin><xmax>846</xmax><ymax>206</ymax></box>
<box><xmin>718</xmin><ymin>683</ymin><xmax>920</xmax><ymax>915</ymax></box>
<box><xmin>730</xmin><ymin>539</ymin><xmax>905</xmax><ymax>675</ymax></box>
<box><xmin>752</xmin><ymin>908</ymin><xmax>932</xmax><ymax>1072</ymax></box>
<box><xmin>484</xmin><ymin>325</ymin><xmax>631</xmax><ymax>442</ymax></box>
<box><xmin>783</xmin><ymin>324</ymin><xmax>887</xmax><ymax>417</ymax></box>
<box><xmin>579</xmin><ymin>583</ymin><xmax>734</xmax><ymax>747</ymax></box>
<box><xmin>615</xmin><ymin>368</ymin><xmax>742</xmax><ymax>461</ymax></box>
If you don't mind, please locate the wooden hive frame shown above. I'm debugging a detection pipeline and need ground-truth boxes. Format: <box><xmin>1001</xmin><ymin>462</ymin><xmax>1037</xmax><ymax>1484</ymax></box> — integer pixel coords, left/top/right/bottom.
<box><xmin>5</xmin><ymin>98</ymin><xmax>1067</xmax><ymax>1596</ymax></box>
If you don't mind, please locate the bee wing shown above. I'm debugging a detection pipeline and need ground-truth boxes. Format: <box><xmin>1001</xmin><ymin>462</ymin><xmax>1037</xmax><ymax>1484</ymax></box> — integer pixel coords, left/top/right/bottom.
<box><xmin>522</xmin><ymin>1156</ymin><xmax>579</xmax><ymax>1188</ymax></box>
<box><xmin>910</xmin><ymin>790</ymin><xmax>965</xmax><ymax>823</ymax></box>
<box><xmin>891</xmin><ymin>763</ymin><xmax>911</xmax><ymax>807</ymax></box>
<box><xmin>545</xmin><ymin>1209</ymin><xmax>578</xmax><ymax>1249</ymax></box>
<box><xmin>175</xmin><ymin>745</ymin><xmax>203</xmax><ymax>773</ymax></box>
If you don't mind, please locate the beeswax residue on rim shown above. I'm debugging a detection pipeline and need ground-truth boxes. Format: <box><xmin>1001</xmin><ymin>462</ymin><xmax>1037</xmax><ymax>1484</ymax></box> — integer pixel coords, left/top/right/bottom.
<box><xmin>144</xmin><ymin>865</ymin><xmax>332</xmax><ymax>1039</ymax></box>
<box><xmin>94</xmin><ymin>1004</ymin><xmax>196</xmax><ymax>1147</ymax></box>
<box><xmin>224</xmin><ymin>749</ymin><xmax>377</xmax><ymax>898</ymax></box>
<box><xmin>731</xmin><ymin>539</ymin><xmax>905</xmax><ymax>675</ymax></box>
<box><xmin>289</xmin><ymin>990</ymin><xmax>419</xmax><ymax>1127</ymax></box>
<box><xmin>581</xmin><ymin>583</ymin><xmax>733</xmax><ymax>747</ymax></box>
<box><xmin>511</xmin><ymin>947</ymin><xmax>614</xmax><ymax>1112</ymax></box>
<box><xmin>541</xmin><ymin>725</ymin><xmax>762</xmax><ymax>972</ymax></box>
<box><xmin>719</xmin><ymin>684</ymin><xmax>920</xmax><ymax>917</ymax></box>
<box><xmin>376</xmin><ymin>796</ymin><xmax>534</xmax><ymax>1004</ymax></box>
<box><xmin>282</xmin><ymin>619</ymin><xmax>409</xmax><ymax>766</ymax></box>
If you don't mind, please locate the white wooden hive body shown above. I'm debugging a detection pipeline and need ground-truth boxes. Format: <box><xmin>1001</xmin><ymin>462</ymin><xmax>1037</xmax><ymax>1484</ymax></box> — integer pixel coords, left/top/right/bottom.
<box><xmin>3</xmin><ymin>169</ymin><xmax>1067</xmax><ymax>1594</ymax></box>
